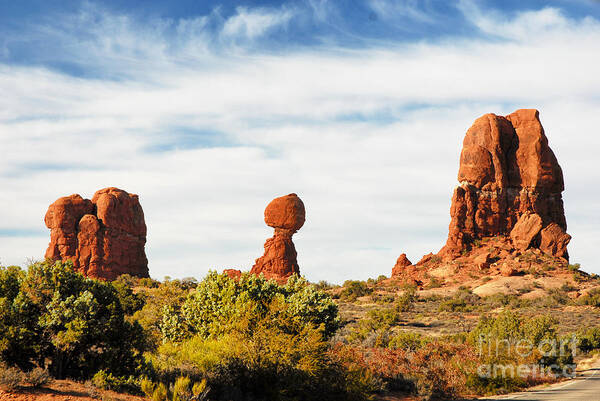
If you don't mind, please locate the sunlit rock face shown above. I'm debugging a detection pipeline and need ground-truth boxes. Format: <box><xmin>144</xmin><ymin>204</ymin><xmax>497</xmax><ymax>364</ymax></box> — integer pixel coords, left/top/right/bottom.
<box><xmin>251</xmin><ymin>193</ymin><xmax>305</xmax><ymax>283</ymax></box>
<box><xmin>440</xmin><ymin>109</ymin><xmax>570</xmax><ymax>260</ymax></box>
<box><xmin>45</xmin><ymin>187</ymin><xmax>148</xmax><ymax>280</ymax></box>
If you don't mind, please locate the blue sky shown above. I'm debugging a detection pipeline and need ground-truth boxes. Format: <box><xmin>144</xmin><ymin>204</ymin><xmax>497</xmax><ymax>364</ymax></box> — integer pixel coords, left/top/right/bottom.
<box><xmin>1</xmin><ymin>0</ymin><xmax>599</xmax><ymax>281</ymax></box>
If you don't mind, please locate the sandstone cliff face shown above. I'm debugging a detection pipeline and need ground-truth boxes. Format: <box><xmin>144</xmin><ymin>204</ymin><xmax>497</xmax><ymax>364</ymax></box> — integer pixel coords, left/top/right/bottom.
<box><xmin>441</xmin><ymin>109</ymin><xmax>570</xmax><ymax>259</ymax></box>
<box><xmin>251</xmin><ymin>193</ymin><xmax>305</xmax><ymax>282</ymax></box>
<box><xmin>45</xmin><ymin>187</ymin><xmax>148</xmax><ymax>280</ymax></box>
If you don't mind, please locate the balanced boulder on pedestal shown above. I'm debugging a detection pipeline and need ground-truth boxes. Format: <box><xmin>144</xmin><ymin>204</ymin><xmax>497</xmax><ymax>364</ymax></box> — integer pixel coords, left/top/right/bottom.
<box><xmin>250</xmin><ymin>193</ymin><xmax>305</xmax><ymax>282</ymax></box>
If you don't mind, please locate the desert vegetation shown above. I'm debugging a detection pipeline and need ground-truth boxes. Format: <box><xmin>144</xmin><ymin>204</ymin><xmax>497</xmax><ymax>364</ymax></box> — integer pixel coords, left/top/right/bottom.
<box><xmin>2</xmin><ymin>260</ymin><xmax>600</xmax><ymax>400</ymax></box>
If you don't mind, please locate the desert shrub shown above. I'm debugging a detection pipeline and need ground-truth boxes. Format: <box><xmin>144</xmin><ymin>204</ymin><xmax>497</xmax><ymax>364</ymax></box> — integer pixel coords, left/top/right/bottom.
<box><xmin>388</xmin><ymin>331</ymin><xmax>431</xmax><ymax>351</ymax></box>
<box><xmin>340</xmin><ymin>280</ymin><xmax>373</xmax><ymax>302</ymax></box>
<box><xmin>112</xmin><ymin>275</ymin><xmax>146</xmax><ymax>315</ymax></box>
<box><xmin>140</xmin><ymin>376</ymin><xmax>155</xmax><ymax>397</ymax></box>
<box><xmin>439</xmin><ymin>297</ymin><xmax>467</xmax><ymax>312</ymax></box>
<box><xmin>560</xmin><ymin>282</ymin><xmax>577</xmax><ymax>292</ymax></box>
<box><xmin>545</xmin><ymin>287</ymin><xmax>570</xmax><ymax>306</ymax></box>
<box><xmin>0</xmin><ymin>260</ymin><xmax>148</xmax><ymax>379</ymax></box>
<box><xmin>85</xmin><ymin>380</ymin><xmax>102</xmax><ymax>399</ymax></box>
<box><xmin>577</xmin><ymin>327</ymin><xmax>600</xmax><ymax>353</ymax></box>
<box><xmin>374</xmin><ymin>293</ymin><xmax>395</xmax><ymax>304</ymax></box>
<box><xmin>133</xmin><ymin>277</ymin><xmax>193</xmax><ymax>348</ymax></box>
<box><xmin>577</xmin><ymin>288</ymin><xmax>600</xmax><ymax>307</ymax></box>
<box><xmin>425</xmin><ymin>276</ymin><xmax>443</xmax><ymax>289</ymax></box>
<box><xmin>347</xmin><ymin>300</ymin><xmax>414</xmax><ymax>345</ymax></box>
<box><xmin>355</xmin><ymin>342</ymin><xmax>478</xmax><ymax>399</ymax></box>
<box><xmin>148</xmin><ymin>273</ymin><xmax>368</xmax><ymax>400</ymax></box>
<box><xmin>161</xmin><ymin>272</ymin><xmax>339</xmax><ymax>342</ymax></box>
<box><xmin>466</xmin><ymin>311</ymin><xmax>572</xmax><ymax>394</ymax></box>
<box><xmin>25</xmin><ymin>367</ymin><xmax>52</xmax><ymax>387</ymax></box>
<box><xmin>91</xmin><ymin>370</ymin><xmax>141</xmax><ymax>394</ymax></box>
<box><xmin>567</xmin><ymin>263</ymin><xmax>581</xmax><ymax>271</ymax></box>
<box><xmin>483</xmin><ymin>293</ymin><xmax>532</xmax><ymax>309</ymax></box>
<box><xmin>396</xmin><ymin>286</ymin><xmax>417</xmax><ymax>312</ymax></box>
<box><xmin>146</xmin><ymin>376</ymin><xmax>210</xmax><ymax>401</ymax></box>
<box><xmin>138</xmin><ymin>278</ymin><xmax>160</xmax><ymax>288</ymax></box>
<box><xmin>152</xmin><ymin>383</ymin><xmax>168</xmax><ymax>401</ymax></box>
<box><xmin>0</xmin><ymin>265</ymin><xmax>24</xmax><ymax>301</ymax></box>
<box><xmin>150</xmin><ymin>321</ymin><xmax>369</xmax><ymax>400</ymax></box>
<box><xmin>0</xmin><ymin>364</ymin><xmax>24</xmax><ymax>390</ymax></box>
<box><xmin>313</xmin><ymin>280</ymin><xmax>335</xmax><ymax>291</ymax></box>
<box><xmin>439</xmin><ymin>287</ymin><xmax>480</xmax><ymax>312</ymax></box>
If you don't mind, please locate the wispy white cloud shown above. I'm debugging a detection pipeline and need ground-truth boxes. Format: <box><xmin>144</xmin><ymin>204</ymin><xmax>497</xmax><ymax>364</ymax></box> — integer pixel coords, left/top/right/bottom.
<box><xmin>0</xmin><ymin>4</ymin><xmax>599</xmax><ymax>281</ymax></box>
<box><xmin>368</xmin><ymin>0</ymin><xmax>435</xmax><ymax>23</ymax></box>
<box><xmin>221</xmin><ymin>6</ymin><xmax>295</xmax><ymax>40</ymax></box>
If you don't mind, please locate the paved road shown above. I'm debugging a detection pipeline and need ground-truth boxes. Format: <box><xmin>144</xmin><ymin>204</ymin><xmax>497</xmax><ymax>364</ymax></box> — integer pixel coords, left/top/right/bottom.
<box><xmin>481</xmin><ymin>366</ymin><xmax>600</xmax><ymax>401</ymax></box>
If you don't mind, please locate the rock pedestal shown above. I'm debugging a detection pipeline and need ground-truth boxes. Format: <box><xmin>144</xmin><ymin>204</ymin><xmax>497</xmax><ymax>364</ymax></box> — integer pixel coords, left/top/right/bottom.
<box><xmin>251</xmin><ymin>193</ymin><xmax>305</xmax><ymax>282</ymax></box>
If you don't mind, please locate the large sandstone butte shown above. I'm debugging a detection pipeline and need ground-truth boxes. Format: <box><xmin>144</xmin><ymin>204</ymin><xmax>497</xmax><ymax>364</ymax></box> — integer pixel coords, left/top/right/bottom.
<box><xmin>250</xmin><ymin>193</ymin><xmax>305</xmax><ymax>282</ymax></box>
<box><xmin>45</xmin><ymin>187</ymin><xmax>149</xmax><ymax>280</ymax></box>
<box><xmin>440</xmin><ymin>109</ymin><xmax>570</xmax><ymax>260</ymax></box>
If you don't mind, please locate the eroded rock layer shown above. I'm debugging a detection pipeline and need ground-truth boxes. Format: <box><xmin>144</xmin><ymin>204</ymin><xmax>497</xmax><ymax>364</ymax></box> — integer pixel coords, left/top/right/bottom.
<box><xmin>441</xmin><ymin>109</ymin><xmax>570</xmax><ymax>259</ymax></box>
<box><xmin>45</xmin><ymin>187</ymin><xmax>148</xmax><ymax>280</ymax></box>
<box><xmin>251</xmin><ymin>193</ymin><xmax>305</xmax><ymax>282</ymax></box>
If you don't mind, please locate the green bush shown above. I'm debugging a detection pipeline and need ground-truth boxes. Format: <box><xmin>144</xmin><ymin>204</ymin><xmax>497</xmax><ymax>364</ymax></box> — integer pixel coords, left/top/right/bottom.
<box><xmin>545</xmin><ymin>287</ymin><xmax>570</xmax><ymax>306</ymax></box>
<box><xmin>577</xmin><ymin>288</ymin><xmax>600</xmax><ymax>307</ymax></box>
<box><xmin>91</xmin><ymin>370</ymin><xmax>141</xmax><ymax>394</ymax></box>
<box><xmin>161</xmin><ymin>272</ymin><xmax>339</xmax><ymax>342</ymax></box>
<box><xmin>577</xmin><ymin>327</ymin><xmax>600</xmax><ymax>353</ymax></box>
<box><xmin>148</xmin><ymin>273</ymin><xmax>376</xmax><ymax>400</ymax></box>
<box><xmin>339</xmin><ymin>280</ymin><xmax>373</xmax><ymax>302</ymax></box>
<box><xmin>388</xmin><ymin>331</ymin><xmax>430</xmax><ymax>351</ymax></box>
<box><xmin>133</xmin><ymin>277</ymin><xmax>192</xmax><ymax>347</ymax></box>
<box><xmin>395</xmin><ymin>287</ymin><xmax>417</xmax><ymax>312</ymax></box>
<box><xmin>439</xmin><ymin>287</ymin><xmax>480</xmax><ymax>312</ymax></box>
<box><xmin>466</xmin><ymin>310</ymin><xmax>572</xmax><ymax>394</ymax></box>
<box><xmin>152</xmin><ymin>383</ymin><xmax>168</xmax><ymax>401</ymax></box>
<box><xmin>0</xmin><ymin>260</ymin><xmax>148</xmax><ymax>379</ymax></box>
<box><xmin>150</xmin><ymin>321</ymin><xmax>364</xmax><ymax>400</ymax></box>
<box><xmin>112</xmin><ymin>275</ymin><xmax>146</xmax><ymax>315</ymax></box>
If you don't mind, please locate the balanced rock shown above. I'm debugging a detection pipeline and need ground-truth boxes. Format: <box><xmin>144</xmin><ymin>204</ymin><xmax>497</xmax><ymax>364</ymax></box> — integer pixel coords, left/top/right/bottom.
<box><xmin>45</xmin><ymin>187</ymin><xmax>148</xmax><ymax>280</ymax></box>
<box><xmin>251</xmin><ymin>193</ymin><xmax>305</xmax><ymax>282</ymax></box>
<box><xmin>441</xmin><ymin>109</ymin><xmax>569</xmax><ymax>259</ymax></box>
<box><xmin>391</xmin><ymin>253</ymin><xmax>412</xmax><ymax>276</ymax></box>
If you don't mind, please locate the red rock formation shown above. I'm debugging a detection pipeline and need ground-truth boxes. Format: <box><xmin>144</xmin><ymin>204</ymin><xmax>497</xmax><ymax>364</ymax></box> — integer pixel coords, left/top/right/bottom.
<box><xmin>441</xmin><ymin>109</ymin><xmax>569</xmax><ymax>260</ymax></box>
<box><xmin>510</xmin><ymin>213</ymin><xmax>543</xmax><ymax>251</ymax></box>
<box><xmin>540</xmin><ymin>223</ymin><xmax>571</xmax><ymax>259</ymax></box>
<box><xmin>45</xmin><ymin>187</ymin><xmax>148</xmax><ymax>280</ymax></box>
<box><xmin>391</xmin><ymin>253</ymin><xmax>412</xmax><ymax>277</ymax></box>
<box><xmin>223</xmin><ymin>269</ymin><xmax>242</xmax><ymax>280</ymax></box>
<box><xmin>251</xmin><ymin>193</ymin><xmax>305</xmax><ymax>282</ymax></box>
